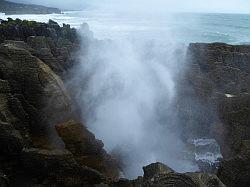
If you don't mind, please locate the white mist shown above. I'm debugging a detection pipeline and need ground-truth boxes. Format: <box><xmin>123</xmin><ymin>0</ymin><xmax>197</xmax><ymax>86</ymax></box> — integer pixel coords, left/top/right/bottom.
<box><xmin>71</xmin><ymin>17</ymin><xmax>199</xmax><ymax>178</ymax></box>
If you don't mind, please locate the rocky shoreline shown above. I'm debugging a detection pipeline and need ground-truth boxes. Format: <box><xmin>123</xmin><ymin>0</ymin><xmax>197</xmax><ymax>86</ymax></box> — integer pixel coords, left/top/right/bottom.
<box><xmin>0</xmin><ymin>0</ymin><xmax>61</xmax><ymax>15</ymax></box>
<box><xmin>0</xmin><ymin>19</ymin><xmax>249</xmax><ymax>186</ymax></box>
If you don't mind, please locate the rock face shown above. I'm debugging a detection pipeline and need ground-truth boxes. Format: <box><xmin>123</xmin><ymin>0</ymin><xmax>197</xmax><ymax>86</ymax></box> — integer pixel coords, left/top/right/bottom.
<box><xmin>55</xmin><ymin>120</ymin><xmax>120</xmax><ymax>179</ymax></box>
<box><xmin>217</xmin><ymin>155</ymin><xmax>250</xmax><ymax>187</ymax></box>
<box><xmin>143</xmin><ymin>162</ymin><xmax>174</xmax><ymax>180</ymax></box>
<box><xmin>185</xmin><ymin>43</ymin><xmax>250</xmax><ymax>186</ymax></box>
<box><xmin>0</xmin><ymin>19</ymin><xmax>79</xmax><ymax>76</ymax></box>
<box><xmin>216</xmin><ymin>140</ymin><xmax>250</xmax><ymax>187</ymax></box>
<box><xmin>0</xmin><ymin>41</ymin><xmax>72</xmax><ymax>148</ymax></box>
<box><xmin>185</xmin><ymin>43</ymin><xmax>250</xmax><ymax>157</ymax></box>
<box><xmin>112</xmin><ymin>162</ymin><xmax>225</xmax><ymax>187</ymax></box>
<box><xmin>0</xmin><ymin>19</ymin><xmax>119</xmax><ymax>186</ymax></box>
<box><xmin>21</xmin><ymin>148</ymin><xmax>107</xmax><ymax>186</ymax></box>
<box><xmin>0</xmin><ymin>0</ymin><xmax>61</xmax><ymax>15</ymax></box>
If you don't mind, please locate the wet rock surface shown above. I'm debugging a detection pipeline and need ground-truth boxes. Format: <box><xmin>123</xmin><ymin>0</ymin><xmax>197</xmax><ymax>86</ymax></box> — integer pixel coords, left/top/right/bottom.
<box><xmin>0</xmin><ymin>19</ymin><xmax>118</xmax><ymax>186</ymax></box>
<box><xmin>183</xmin><ymin>43</ymin><xmax>250</xmax><ymax>186</ymax></box>
<box><xmin>112</xmin><ymin>162</ymin><xmax>225</xmax><ymax>187</ymax></box>
<box><xmin>217</xmin><ymin>154</ymin><xmax>250</xmax><ymax>187</ymax></box>
<box><xmin>191</xmin><ymin>44</ymin><xmax>249</xmax><ymax>149</ymax></box>
<box><xmin>178</xmin><ymin>43</ymin><xmax>249</xmax><ymax>143</ymax></box>
<box><xmin>55</xmin><ymin>120</ymin><xmax>120</xmax><ymax>179</ymax></box>
<box><xmin>143</xmin><ymin>162</ymin><xmax>174</xmax><ymax>180</ymax></box>
<box><xmin>0</xmin><ymin>18</ymin><xmax>249</xmax><ymax>186</ymax></box>
<box><xmin>21</xmin><ymin>148</ymin><xmax>108</xmax><ymax>186</ymax></box>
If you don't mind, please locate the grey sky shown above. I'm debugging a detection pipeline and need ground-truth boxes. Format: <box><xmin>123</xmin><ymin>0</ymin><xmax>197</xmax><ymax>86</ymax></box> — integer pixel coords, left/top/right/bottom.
<box><xmin>9</xmin><ymin>0</ymin><xmax>250</xmax><ymax>13</ymax></box>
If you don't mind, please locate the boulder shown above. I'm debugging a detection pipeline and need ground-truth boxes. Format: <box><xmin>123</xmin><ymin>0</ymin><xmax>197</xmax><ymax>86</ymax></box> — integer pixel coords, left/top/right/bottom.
<box><xmin>120</xmin><ymin>162</ymin><xmax>225</xmax><ymax>187</ymax></box>
<box><xmin>143</xmin><ymin>162</ymin><xmax>174</xmax><ymax>180</ymax></box>
<box><xmin>21</xmin><ymin>148</ymin><xmax>108</xmax><ymax>186</ymax></box>
<box><xmin>0</xmin><ymin>43</ymin><xmax>73</xmax><ymax>147</ymax></box>
<box><xmin>55</xmin><ymin>120</ymin><xmax>120</xmax><ymax>179</ymax></box>
<box><xmin>147</xmin><ymin>163</ymin><xmax>225</xmax><ymax>187</ymax></box>
<box><xmin>55</xmin><ymin>120</ymin><xmax>104</xmax><ymax>155</ymax></box>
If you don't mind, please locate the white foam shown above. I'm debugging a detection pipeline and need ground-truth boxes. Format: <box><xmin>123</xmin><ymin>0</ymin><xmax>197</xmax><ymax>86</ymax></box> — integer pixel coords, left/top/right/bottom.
<box><xmin>189</xmin><ymin>138</ymin><xmax>223</xmax><ymax>165</ymax></box>
<box><xmin>190</xmin><ymin>138</ymin><xmax>217</xmax><ymax>146</ymax></box>
<box><xmin>225</xmin><ymin>93</ymin><xmax>236</xmax><ymax>98</ymax></box>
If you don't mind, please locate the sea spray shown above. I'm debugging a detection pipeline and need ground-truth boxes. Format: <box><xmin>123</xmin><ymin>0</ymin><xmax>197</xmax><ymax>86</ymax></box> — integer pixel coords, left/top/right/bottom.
<box><xmin>68</xmin><ymin>25</ymin><xmax>199</xmax><ymax>177</ymax></box>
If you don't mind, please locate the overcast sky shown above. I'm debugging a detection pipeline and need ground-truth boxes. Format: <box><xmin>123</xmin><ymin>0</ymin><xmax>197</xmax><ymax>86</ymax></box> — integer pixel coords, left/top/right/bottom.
<box><xmin>10</xmin><ymin>0</ymin><xmax>250</xmax><ymax>13</ymax></box>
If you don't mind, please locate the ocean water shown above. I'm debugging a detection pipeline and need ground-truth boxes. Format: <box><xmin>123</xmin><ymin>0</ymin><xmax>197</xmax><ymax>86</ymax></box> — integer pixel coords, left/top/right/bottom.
<box><xmin>1</xmin><ymin>11</ymin><xmax>250</xmax><ymax>44</ymax></box>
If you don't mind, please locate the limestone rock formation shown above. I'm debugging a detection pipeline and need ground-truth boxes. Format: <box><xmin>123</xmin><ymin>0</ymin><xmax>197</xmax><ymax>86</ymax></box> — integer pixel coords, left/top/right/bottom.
<box><xmin>21</xmin><ymin>148</ymin><xmax>107</xmax><ymax>186</ymax></box>
<box><xmin>0</xmin><ymin>19</ymin><xmax>118</xmax><ymax>186</ymax></box>
<box><xmin>143</xmin><ymin>162</ymin><xmax>174</xmax><ymax>180</ymax></box>
<box><xmin>0</xmin><ymin>18</ymin><xmax>249</xmax><ymax>186</ymax></box>
<box><xmin>185</xmin><ymin>43</ymin><xmax>250</xmax><ymax>156</ymax></box>
<box><xmin>184</xmin><ymin>43</ymin><xmax>250</xmax><ymax>186</ymax></box>
<box><xmin>0</xmin><ymin>42</ymin><xmax>73</xmax><ymax>148</ymax></box>
<box><xmin>112</xmin><ymin>162</ymin><xmax>225</xmax><ymax>187</ymax></box>
<box><xmin>217</xmin><ymin>155</ymin><xmax>250</xmax><ymax>187</ymax></box>
<box><xmin>55</xmin><ymin>120</ymin><xmax>120</xmax><ymax>179</ymax></box>
<box><xmin>0</xmin><ymin>18</ymin><xmax>79</xmax><ymax>76</ymax></box>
